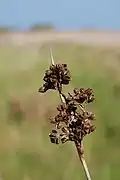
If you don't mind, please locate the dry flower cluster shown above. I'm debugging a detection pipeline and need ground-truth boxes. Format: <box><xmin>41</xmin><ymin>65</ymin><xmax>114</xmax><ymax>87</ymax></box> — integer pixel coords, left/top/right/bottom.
<box><xmin>38</xmin><ymin>63</ymin><xmax>71</xmax><ymax>93</ymax></box>
<box><xmin>38</xmin><ymin>51</ymin><xmax>96</xmax><ymax>180</ymax></box>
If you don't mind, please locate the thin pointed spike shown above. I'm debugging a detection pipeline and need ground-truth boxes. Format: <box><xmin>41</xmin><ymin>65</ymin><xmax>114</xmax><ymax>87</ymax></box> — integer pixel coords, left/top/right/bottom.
<box><xmin>50</xmin><ymin>48</ymin><xmax>55</xmax><ymax>66</ymax></box>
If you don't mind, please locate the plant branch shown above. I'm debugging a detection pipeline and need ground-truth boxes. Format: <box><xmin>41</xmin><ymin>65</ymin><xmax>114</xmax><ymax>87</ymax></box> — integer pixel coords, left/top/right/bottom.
<box><xmin>59</xmin><ymin>92</ymin><xmax>92</xmax><ymax>180</ymax></box>
<box><xmin>50</xmin><ymin>50</ymin><xmax>92</xmax><ymax>180</ymax></box>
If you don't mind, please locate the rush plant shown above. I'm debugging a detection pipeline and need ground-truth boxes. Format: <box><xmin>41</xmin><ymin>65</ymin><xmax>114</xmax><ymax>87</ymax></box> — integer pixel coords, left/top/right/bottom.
<box><xmin>38</xmin><ymin>49</ymin><xmax>96</xmax><ymax>180</ymax></box>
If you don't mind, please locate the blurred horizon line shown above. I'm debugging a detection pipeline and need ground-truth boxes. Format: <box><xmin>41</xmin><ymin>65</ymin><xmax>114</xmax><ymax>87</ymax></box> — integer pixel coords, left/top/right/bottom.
<box><xmin>1</xmin><ymin>24</ymin><xmax>120</xmax><ymax>33</ymax></box>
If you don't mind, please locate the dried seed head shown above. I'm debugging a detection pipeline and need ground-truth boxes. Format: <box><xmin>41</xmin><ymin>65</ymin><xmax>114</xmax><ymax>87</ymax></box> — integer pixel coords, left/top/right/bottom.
<box><xmin>49</xmin><ymin>129</ymin><xmax>59</xmax><ymax>144</ymax></box>
<box><xmin>49</xmin><ymin>90</ymin><xmax>96</xmax><ymax>145</ymax></box>
<box><xmin>38</xmin><ymin>63</ymin><xmax>71</xmax><ymax>93</ymax></box>
<box><xmin>38</xmin><ymin>61</ymin><xmax>96</xmax><ymax>148</ymax></box>
<box><xmin>72</xmin><ymin>88</ymin><xmax>95</xmax><ymax>104</ymax></box>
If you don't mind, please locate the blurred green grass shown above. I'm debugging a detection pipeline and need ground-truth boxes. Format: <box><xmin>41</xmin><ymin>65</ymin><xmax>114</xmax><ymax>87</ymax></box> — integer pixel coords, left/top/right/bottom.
<box><xmin>0</xmin><ymin>43</ymin><xmax>120</xmax><ymax>180</ymax></box>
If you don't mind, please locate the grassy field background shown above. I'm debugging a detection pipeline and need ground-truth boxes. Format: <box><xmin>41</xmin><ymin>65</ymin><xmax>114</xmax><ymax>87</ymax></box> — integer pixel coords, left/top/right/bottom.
<box><xmin>0</xmin><ymin>41</ymin><xmax>120</xmax><ymax>180</ymax></box>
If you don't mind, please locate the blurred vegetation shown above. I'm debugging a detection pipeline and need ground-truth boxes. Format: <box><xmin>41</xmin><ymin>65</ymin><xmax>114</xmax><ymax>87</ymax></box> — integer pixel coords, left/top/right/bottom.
<box><xmin>0</xmin><ymin>23</ymin><xmax>55</xmax><ymax>33</ymax></box>
<box><xmin>0</xmin><ymin>42</ymin><xmax>120</xmax><ymax>180</ymax></box>
<box><xmin>0</xmin><ymin>27</ymin><xmax>10</xmax><ymax>33</ymax></box>
<box><xmin>29</xmin><ymin>23</ymin><xmax>55</xmax><ymax>32</ymax></box>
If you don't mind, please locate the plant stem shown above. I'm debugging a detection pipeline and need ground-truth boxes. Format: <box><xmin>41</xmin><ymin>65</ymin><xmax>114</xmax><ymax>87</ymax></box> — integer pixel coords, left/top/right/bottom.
<box><xmin>59</xmin><ymin>93</ymin><xmax>92</xmax><ymax>180</ymax></box>
<box><xmin>75</xmin><ymin>142</ymin><xmax>92</xmax><ymax>180</ymax></box>
<box><xmin>50</xmin><ymin>49</ymin><xmax>92</xmax><ymax>180</ymax></box>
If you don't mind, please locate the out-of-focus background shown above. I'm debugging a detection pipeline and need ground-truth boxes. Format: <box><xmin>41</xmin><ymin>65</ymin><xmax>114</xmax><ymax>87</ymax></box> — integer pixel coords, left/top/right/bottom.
<box><xmin>0</xmin><ymin>0</ymin><xmax>120</xmax><ymax>180</ymax></box>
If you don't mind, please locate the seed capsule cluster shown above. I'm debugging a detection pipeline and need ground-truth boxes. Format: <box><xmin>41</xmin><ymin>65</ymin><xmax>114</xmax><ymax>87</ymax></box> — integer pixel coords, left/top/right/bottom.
<box><xmin>38</xmin><ymin>64</ymin><xmax>71</xmax><ymax>93</ymax></box>
<box><xmin>49</xmin><ymin>90</ymin><xmax>95</xmax><ymax>146</ymax></box>
<box><xmin>72</xmin><ymin>88</ymin><xmax>95</xmax><ymax>103</ymax></box>
<box><xmin>38</xmin><ymin>63</ymin><xmax>96</xmax><ymax>149</ymax></box>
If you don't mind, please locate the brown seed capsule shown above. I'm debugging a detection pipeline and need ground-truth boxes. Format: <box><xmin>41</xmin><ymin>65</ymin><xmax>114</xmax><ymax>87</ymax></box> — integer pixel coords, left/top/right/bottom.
<box><xmin>87</xmin><ymin>94</ymin><xmax>95</xmax><ymax>103</ymax></box>
<box><xmin>74</xmin><ymin>88</ymin><xmax>80</xmax><ymax>94</ymax></box>
<box><xmin>60</xmin><ymin>134</ymin><xmax>69</xmax><ymax>144</ymax></box>
<box><xmin>49</xmin><ymin>133</ymin><xmax>59</xmax><ymax>144</ymax></box>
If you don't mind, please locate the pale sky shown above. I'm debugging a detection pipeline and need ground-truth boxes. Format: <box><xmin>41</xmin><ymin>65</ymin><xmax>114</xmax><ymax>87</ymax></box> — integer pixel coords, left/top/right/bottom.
<box><xmin>0</xmin><ymin>0</ymin><xmax>119</xmax><ymax>30</ymax></box>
